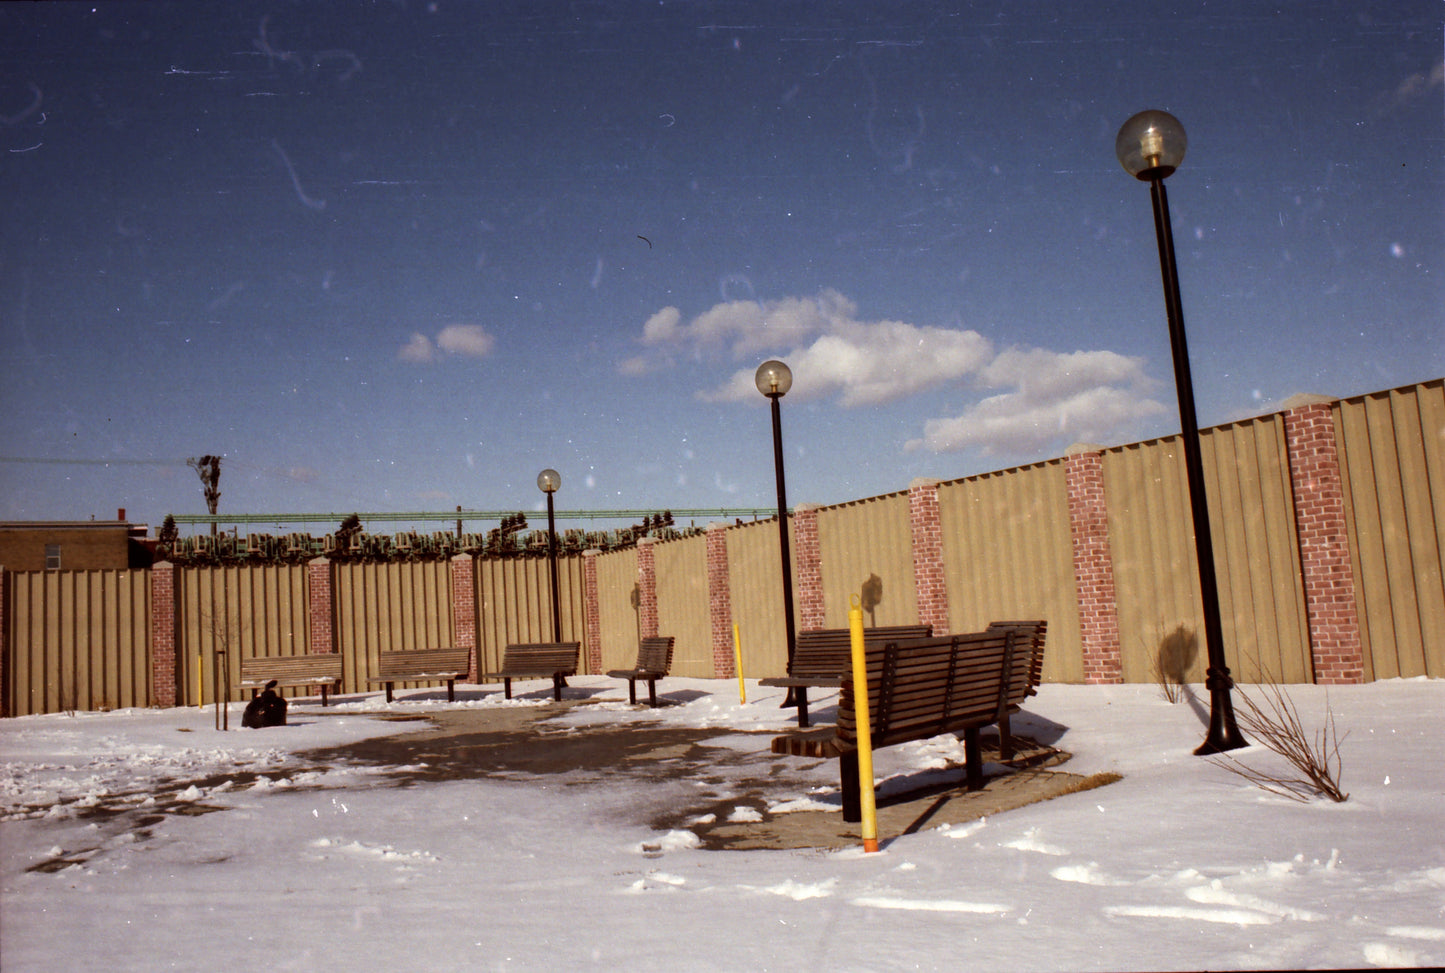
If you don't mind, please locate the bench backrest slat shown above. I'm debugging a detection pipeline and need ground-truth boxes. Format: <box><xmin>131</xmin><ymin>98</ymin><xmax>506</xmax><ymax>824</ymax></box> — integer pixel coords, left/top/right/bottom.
<box><xmin>787</xmin><ymin>624</ymin><xmax>932</xmax><ymax>679</ymax></box>
<box><xmin>499</xmin><ymin>642</ymin><xmax>581</xmax><ymax>673</ymax></box>
<box><xmin>986</xmin><ymin>619</ymin><xmax>1047</xmax><ymax>697</ymax></box>
<box><xmin>634</xmin><ymin>636</ymin><xmax>674</xmax><ymax>674</ymax></box>
<box><xmin>240</xmin><ymin>655</ymin><xmax>342</xmax><ymax>680</ymax></box>
<box><xmin>836</xmin><ymin>630</ymin><xmax>1027</xmax><ymax>748</ymax></box>
<box><xmin>376</xmin><ymin>648</ymin><xmax>472</xmax><ymax>678</ymax></box>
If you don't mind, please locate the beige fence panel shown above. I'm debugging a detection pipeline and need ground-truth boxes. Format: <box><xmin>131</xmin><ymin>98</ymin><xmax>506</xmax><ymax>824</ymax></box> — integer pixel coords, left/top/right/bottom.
<box><xmin>727</xmin><ymin>518</ymin><xmax>794</xmax><ymax>680</ymax></box>
<box><xmin>1337</xmin><ymin>381</ymin><xmax>1445</xmax><ymax>680</ymax></box>
<box><xmin>7</xmin><ymin>569</ymin><xmax>149</xmax><ymax>716</ymax></box>
<box><xmin>594</xmin><ymin>547</ymin><xmax>640</xmax><ymax>674</ymax></box>
<box><xmin>1104</xmin><ymin>421</ymin><xmax>1311</xmax><ymax>687</ymax></box>
<box><xmin>938</xmin><ymin>461</ymin><xmax>1083</xmax><ymax>683</ymax></box>
<box><xmin>176</xmin><ymin>564</ymin><xmax>311</xmax><ymax>705</ymax></box>
<box><xmin>475</xmin><ymin>555</ymin><xmax>586</xmax><ymax>679</ymax></box>
<box><xmin>334</xmin><ymin>559</ymin><xmax>453</xmax><ymax>695</ymax></box>
<box><xmin>654</xmin><ymin>533</ymin><xmax>714</xmax><ymax>677</ymax></box>
<box><xmin>1199</xmin><ymin>417</ymin><xmax>1312</xmax><ymax>684</ymax></box>
<box><xmin>1104</xmin><ymin>438</ymin><xmax>1205</xmax><ymax>683</ymax></box>
<box><xmin>817</xmin><ymin>492</ymin><xmax>916</xmax><ymax>629</ymax></box>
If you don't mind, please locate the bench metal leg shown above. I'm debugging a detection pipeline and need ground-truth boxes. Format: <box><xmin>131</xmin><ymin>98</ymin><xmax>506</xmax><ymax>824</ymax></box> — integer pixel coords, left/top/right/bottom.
<box><xmin>385</xmin><ymin>682</ymin><xmax>395</xmax><ymax>704</ymax></box>
<box><xmin>446</xmin><ymin>679</ymin><xmax>456</xmax><ymax>703</ymax></box>
<box><xmin>964</xmin><ymin>727</ymin><xmax>983</xmax><ymax>790</ymax></box>
<box><xmin>796</xmin><ymin>687</ymin><xmax>811</xmax><ymax>728</ymax></box>
<box><xmin>646</xmin><ymin>679</ymin><xmax>657</xmax><ymax>708</ymax></box>
<box><xmin>503</xmin><ymin>678</ymin><xmax>513</xmax><ymax>699</ymax></box>
<box><xmin>627</xmin><ymin>679</ymin><xmax>638</xmax><ymax>706</ymax></box>
<box><xmin>998</xmin><ymin>714</ymin><xmax>1014</xmax><ymax>761</ymax></box>
<box><xmin>839</xmin><ymin>750</ymin><xmax>861</xmax><ymax>823</ymax></box>
<box><xmin>552</xmin><ymin>674</ymin><xmax>563</xmax><ymax>702</ymax></box>
<box><xmin>320</xmin><ymin>685</ymin><xmax>329</xmax><ymax>707</ymax></box>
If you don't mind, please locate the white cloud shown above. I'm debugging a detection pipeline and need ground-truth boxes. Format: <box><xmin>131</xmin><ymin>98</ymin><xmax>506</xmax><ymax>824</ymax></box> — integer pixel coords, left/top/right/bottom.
<box><xmin>641</xmin><ymin>306</ymin><xmax>682</xmax><ymax>344</ymax></box>
<box><xmin>617</xmin><ymin>354</ymin><xmax>652</xmax><ymax>377</ymax></box>
<box><xmin>436</xmin><ymin>324</ymin><xmax>495</xmax><ymax>357</ymax></box>
<box><xmin>641</xmin><ymin>289</ymin><xmax>857</xmax><ymax>359</ymax></box>
<box><xmin>399</xmin><ymin>324</ymin><xmax>496</xmax><ymax>363</ymax></box>
<box><xmin>630</xmin><ymin>289</ymin><xmax>1167</xmax><ymax>457</ymax></box>
<box><xmin>1390</xmin><ymin>59</ymin><xmax>1443</xmax><ymax>108</ymax></box>
<box><xmin>906</xmin><ymin>349</ymin><xmax>1167</xmax><ymax>455</ymax></box>
<box><xmin>397</xmin><ymin>332</ymin><xmax>436</xmax><ymax>363</ymax></box>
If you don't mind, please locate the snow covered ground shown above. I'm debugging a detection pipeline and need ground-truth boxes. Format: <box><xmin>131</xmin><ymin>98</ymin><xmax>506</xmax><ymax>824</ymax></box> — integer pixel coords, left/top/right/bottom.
<box><xmin>2</xmin><ymin>676</ymin><xmax>1441</xmax><ymax>972</ymax></box>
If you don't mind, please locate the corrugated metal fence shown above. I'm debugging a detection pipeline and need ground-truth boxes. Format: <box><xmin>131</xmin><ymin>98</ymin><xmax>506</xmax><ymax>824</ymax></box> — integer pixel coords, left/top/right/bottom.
<box><xmin>4</xmin><ymin>380</ymin><xmax>1442</xmax><ymax>715</ymax></box>
<box><xmin>6</xmin><ymin>569</ymin><xmax>150</xmax><ymax>714</ymax></box>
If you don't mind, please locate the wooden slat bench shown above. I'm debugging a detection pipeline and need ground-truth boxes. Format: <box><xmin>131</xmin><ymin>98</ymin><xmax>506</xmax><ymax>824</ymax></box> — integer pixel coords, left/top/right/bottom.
<box><xmin>239</xmin><ymin>654</ymin><xmax>342</xmax><ymax>706</ymax></box>
<box><xmin>478</xmin><ymin>642</ymin><xmax>580</xmax><ymax>702</ymax></box>
<box><xmin>986</xmin><ymin>619</ymin><xmax>1048</xmax><ymax>706</ymax></box>
<box><xmin>367</xmin><ymin>648</ymin><xmax>472</xmax><ymax>703</ymax></box>
<box><xmin>759</xmin><ymin>624</ymin><xmax>933</xmax><ymax>727</ymax></box>
<box><xmin>606</xmin><ymin>636</ymin><xmax>675</xmax><ymax>706</ymax></box>
<box><xmin>770</xmin><ymin>627</ymin><xmax>1034</xmax><ymax>822</ymax></box>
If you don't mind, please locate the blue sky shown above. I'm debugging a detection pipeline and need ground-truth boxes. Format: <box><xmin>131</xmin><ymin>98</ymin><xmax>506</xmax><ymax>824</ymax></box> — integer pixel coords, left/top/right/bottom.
<box><xmin>1</xmin><ymin>1</ymin><xmax>1440</xmax><ymax>532</ymax></box>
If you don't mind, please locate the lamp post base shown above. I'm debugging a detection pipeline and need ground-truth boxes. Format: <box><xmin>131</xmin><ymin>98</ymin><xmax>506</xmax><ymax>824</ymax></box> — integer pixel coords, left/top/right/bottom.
<box><xmin>1194</xmin><ymin>667</ymin><xmax>1248</xmax><ymax>755</ymax></box>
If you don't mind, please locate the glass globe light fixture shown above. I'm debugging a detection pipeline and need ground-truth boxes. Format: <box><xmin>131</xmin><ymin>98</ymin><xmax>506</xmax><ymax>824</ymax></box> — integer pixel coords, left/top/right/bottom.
<box><xmin>1116</xmin><ymin>109</ymin><xmax>1187</xmax><ymax>180</ymax></box>
<box><xmin>754</xmin><ymin>359</ymin><xmax>793</xmax><ymax>398</ymax></box>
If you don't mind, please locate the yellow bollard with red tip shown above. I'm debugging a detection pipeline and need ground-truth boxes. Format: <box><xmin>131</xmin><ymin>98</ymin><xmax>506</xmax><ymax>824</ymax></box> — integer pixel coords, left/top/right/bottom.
<box><xmin>848</xmin><ymin>595</ymin><xmax>880</xmax><ymax>853</ymax></box>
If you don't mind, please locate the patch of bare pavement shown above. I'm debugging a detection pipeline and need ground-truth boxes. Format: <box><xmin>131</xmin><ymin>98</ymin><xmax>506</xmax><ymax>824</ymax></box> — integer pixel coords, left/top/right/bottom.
<box><xmin>296</xmin><ymin>701</ymin><xmax>1119</xmax><ymax>852</ymax></box>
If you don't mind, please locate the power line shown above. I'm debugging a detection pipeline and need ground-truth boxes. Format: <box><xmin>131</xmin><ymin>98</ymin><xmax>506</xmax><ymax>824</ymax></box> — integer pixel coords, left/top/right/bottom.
<box><xmin>0</xmin><ymin>456</ymin><xmax>190</xmax><ymax>465</ymax></box>
<box><xmin>167</xmin><ymin>508</ymin><xmax>780</xmax><ymax>526</ymax></box>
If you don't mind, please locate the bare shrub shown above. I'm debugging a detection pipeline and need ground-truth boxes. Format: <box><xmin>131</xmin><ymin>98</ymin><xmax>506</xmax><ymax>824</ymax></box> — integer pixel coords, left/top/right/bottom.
<box><xmin>1209</xmin><ymin>680</ymin><xmax>1348</xmax><ymax>803</ymax></box>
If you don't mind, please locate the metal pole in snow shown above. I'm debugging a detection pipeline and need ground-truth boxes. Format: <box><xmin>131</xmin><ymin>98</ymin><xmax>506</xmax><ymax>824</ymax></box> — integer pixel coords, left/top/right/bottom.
<box><xmin>733</xmin><ymin>622</ymin><xmax>746</xmax><ymax>704</ymax></box>
<box><xmin>848</xmin><ymin>596</ymin><xmax>879</xmax><ymax>853</ymax></box>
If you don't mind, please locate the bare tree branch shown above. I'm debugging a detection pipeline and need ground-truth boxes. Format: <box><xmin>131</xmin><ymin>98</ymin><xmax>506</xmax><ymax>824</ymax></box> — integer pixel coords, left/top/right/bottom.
<box><xmin>1209</xmin><ymin>680</ymin><xmax>1348</xmax><ymax>803</ymax></box>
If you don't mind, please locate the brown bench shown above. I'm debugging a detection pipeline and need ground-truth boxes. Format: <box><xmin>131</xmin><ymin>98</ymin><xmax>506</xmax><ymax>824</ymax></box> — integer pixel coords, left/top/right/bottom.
<box><xmin>606</xmin><ymin>636</ymin><xmax>675</xmax><ymax>706</ymax></box>
<box><xmin>478</xmin><ymin>642</ymin><xmax>580</xmax><ymax>701</ymax></box>
<box><xmin>985</xmin><ymin>620</ymin><xmax>1048</xmax><ymax>741</ymax></box>
<box><xmin>239</xmin><ymin>654</ymin><xmax>342</xmax><ymax>706</ymax></box>
<box><xmin>759</xmin><ymin>624</ymin><xmax>933</xmax><ymax>727</ymax></box>
<box><xmin>770</xmin><ymin>627</ymin><xmax>1034</xmax><ymax>822</ymax></box>
<box><xmin>367</xmin><ymin>648</ymin><xmax>472</xmax><ymax>703</ymax></box>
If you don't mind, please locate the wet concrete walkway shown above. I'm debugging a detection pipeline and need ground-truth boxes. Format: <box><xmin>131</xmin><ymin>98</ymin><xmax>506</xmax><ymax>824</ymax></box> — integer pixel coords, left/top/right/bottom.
<box><xmin>296</xmin><ymin>702</ymin><xmax>1117</xmax><ymax>851</ymax></box>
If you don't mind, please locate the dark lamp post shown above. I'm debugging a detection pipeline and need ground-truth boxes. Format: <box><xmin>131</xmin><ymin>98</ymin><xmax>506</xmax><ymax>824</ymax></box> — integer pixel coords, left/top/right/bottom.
<box><xmin>756</xmin><ymin>360</ymin><xmax>802</xmax><ymax>718</ymax></box>
<box><xmin>1116</xmin><ymin>109</ymin><xmax>1246</xmax><ymax>755</ymax></box>
<box><xmin>537</xmin><ymin>468</ymin><xmax>562</xmax><ymax>643</ymax></box>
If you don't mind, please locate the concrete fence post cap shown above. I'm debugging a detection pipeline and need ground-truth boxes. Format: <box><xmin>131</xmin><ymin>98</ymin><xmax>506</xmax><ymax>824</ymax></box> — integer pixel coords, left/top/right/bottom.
<box><xmin>1280</xmin><ymin>393</ymin><xmax>1337</xmax><ymax>410</ymax></box>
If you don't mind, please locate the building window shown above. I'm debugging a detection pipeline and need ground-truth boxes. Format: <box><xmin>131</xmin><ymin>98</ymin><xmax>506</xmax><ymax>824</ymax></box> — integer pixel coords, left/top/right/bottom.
<box><xmin>45</xmin><ymin>544</ymin><xmax>61</xmax><ymax>571</ymax></box>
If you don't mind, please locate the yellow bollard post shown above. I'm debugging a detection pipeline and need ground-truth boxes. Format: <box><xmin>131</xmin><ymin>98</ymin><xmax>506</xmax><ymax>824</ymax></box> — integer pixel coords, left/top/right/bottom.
<box><xmin>848</xmin><ymin>595</ymin><xmax>880</xmax><ymax>853</ymax></box>
<box><xmin>733</xmin><ymin>622</ymin><xmax>746</xmax><ymax>704</ymax></box>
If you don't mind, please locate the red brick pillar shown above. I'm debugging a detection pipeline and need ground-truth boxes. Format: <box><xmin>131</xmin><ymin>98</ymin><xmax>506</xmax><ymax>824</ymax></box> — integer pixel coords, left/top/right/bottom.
<box><xmin>792</xmin><ymin>503</ymin><xmax>825</xmax><ymax>631</ymax></box>
<box><xmin>307</xmin><ymin>558</ymin><xmax>336</xmax><ymax>656</ymax></box>
<box><xmin>909</xmin><ymin>478</ymin><xmax>950</xmax><ymax>635</ymax></box>
<box><xmin>150</xmin><ymin>560</ymin><xmax>178</xmax><ymax>707</ymax></box>
<box><xmin>1283</xmin><ymin>397</ymin><xmax>1364</xmax><ymax>684</ymax></box>
<box><xmin>582</xmin><ymin>549</ymin><xmax>603</xmax><ymax>675</ymax></box>
<box><xmin>450</xmin><ymin>554</ymin><xmax>477</xmax><ymax>681</ymax></box>
<box><xmin>636</xmin><ymin>537</ymin><xmax>658</xmax><ymax>640</ymax></box>
<box><xmin>706</xmin><ymin>523</ymin><xmax>735</xmax><ymax>678</ymax></box>
<box><xmin>1066</xmin><ymin>445</ymin><xmax>1124</xmax><ymax>684</ymax></box>
<box><xmin>0</xmin><ymin>567</ymin><xmax>11</xmax><ymax>718</ymax></box>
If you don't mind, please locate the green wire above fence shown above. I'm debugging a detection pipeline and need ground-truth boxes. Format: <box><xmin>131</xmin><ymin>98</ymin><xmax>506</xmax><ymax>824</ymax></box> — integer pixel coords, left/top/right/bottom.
<box><xmin>166</xmin><ymin>508</ymin><xmax>782</xmax><ymax>527</ymax></box>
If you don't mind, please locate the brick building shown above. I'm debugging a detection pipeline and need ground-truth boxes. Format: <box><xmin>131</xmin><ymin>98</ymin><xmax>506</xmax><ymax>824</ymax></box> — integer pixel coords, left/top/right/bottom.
<box><xmin>0</xmin><ymin>512</ymin><xmax>153</xmax><ymax>571</ymax></box>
